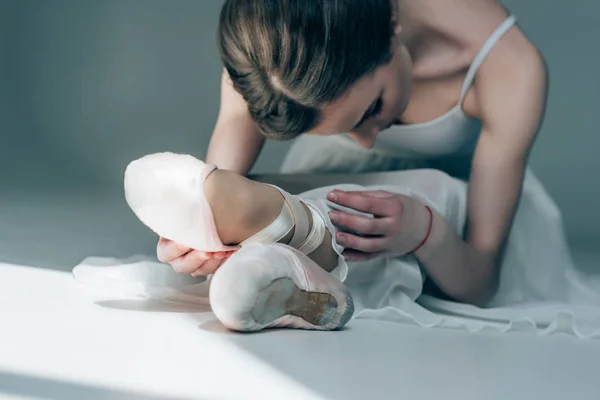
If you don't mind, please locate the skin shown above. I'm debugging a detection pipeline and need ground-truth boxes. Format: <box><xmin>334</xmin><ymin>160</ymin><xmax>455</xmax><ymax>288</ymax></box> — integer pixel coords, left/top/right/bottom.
<box><xmin>159</xmin><ymin>0</ymin><xmax>548</xmax><ymax>307</ymax></box>
<box><xmin>158</xmin><ymin>169</ymin><xmax>340</xmax><ymax>276</ymax></box>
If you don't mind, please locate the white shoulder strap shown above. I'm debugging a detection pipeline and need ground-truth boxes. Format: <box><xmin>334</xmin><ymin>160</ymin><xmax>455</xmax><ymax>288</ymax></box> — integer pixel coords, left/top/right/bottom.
<box><xmin>459</xmin><ymin>15</ymin><xmax>517</xmax><ymax>104</ymax></box>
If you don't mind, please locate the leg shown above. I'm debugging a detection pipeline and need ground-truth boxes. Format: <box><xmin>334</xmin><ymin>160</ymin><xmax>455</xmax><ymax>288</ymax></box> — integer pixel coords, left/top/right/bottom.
<box><xmin>122</xmin><ymin>152</ymin><xmax>341</xmax><ymax>272</ymax></box>
<box><xmin>205</xmin><ymin>168</ymin><xmax>341</xmax><ymax>272</ymax></box>
<box><xmin>206</xmin><ymin>170</ymin><xmax>356</xmax><ymax>332</ymax></box>
<box><xmin>212</xmin><ymin>169</ymin><xmax>469</xmax><ymax>332</ymax></box>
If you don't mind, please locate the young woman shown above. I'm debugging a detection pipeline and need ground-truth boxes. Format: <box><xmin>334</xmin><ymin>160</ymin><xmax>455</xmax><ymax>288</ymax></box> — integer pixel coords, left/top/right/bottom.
<box><xmin>158</xmin><ymin>0</ymin><xmax>548</xmax><ymax>307</ymax></box>
<box><xmin>121</xmin><ymin>152</ymin><xmax>475</xmax><ymax>331</ymax></box>
<box><xmin>113</xmin><ymin>152</ymin><xmax>596</xmax><ymax>335</ymax></box>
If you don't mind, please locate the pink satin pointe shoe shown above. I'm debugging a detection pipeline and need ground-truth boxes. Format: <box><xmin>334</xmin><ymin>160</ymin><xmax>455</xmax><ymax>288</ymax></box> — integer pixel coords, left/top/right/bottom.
<box><xmin>209</xmin><ymin>242</ymin><xmax>354</xmax><ymax>332</ymax></box>
<box><xmin>124</xmin><ymin>152</ymin><xmax>326</xmax><ymax>255</ymax></box>
<box><xmin>124</xmin><ymin>152</ymin><xmax>354</xmax><ymax>331</ymax></box>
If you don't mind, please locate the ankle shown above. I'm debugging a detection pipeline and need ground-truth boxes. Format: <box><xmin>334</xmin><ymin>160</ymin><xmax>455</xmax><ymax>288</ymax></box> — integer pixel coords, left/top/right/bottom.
<box><xmin>205</xmin><ymin>172</ymin><xmax>338</xmax><ymax>273</ymax></box>
<box><xmin>205</xmin><ymin>170</ymin><xmax>284</xmax><ymax>245</ymax></box>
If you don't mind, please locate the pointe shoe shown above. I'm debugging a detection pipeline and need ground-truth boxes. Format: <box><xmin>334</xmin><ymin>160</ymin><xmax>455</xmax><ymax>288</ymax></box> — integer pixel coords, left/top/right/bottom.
<box><xmin>124</xmin><ymin>152</ymin><xmax>327</xmax><ymax>255</ymax></box>
<box><xmin>209</xmin><ymin>242</ymin><xmax>354</xmax><ymax>332</ymax></box>
<box><xmin>124</xmin><ymin>152</ymin><xmax>239</xmax><ymax>252</ymax></box>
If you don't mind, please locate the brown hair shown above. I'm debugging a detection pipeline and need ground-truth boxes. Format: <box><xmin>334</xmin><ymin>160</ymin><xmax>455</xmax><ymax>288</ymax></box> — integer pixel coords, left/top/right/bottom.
<box><xmin>217</xmin><ymin>0</ymin><xmax>395</xmax><ymax>140</ymax></box>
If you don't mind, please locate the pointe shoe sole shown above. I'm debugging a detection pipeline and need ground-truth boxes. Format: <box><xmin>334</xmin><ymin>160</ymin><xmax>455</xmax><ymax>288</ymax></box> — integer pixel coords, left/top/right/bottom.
<box><xmin>253</xmin><ymin>277</ymin><xmax>344</xmax><ymax>326</ymax></box>
<box><xmin>209</xmin><ymin>243</ymin><xmax>354</xmax><ymax>332</ymax></box>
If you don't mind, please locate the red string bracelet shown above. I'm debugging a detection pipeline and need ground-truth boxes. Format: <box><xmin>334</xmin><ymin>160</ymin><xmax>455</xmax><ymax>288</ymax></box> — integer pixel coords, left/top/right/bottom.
<box><xmin>408</xmin><ymin>205</ymin><xmax>433</xmax><ymax>255</ymax></box>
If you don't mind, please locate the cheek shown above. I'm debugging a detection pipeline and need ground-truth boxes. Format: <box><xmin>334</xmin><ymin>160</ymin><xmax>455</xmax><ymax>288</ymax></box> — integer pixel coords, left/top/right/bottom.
<box><xmin>379</xmin><ymin>86</ymin><xmax>402</xmax><ymax>122</ymax></box>
<box><xmin>385</xmin><ymin>86</ymin><xmax>402</xmax><ymax>112</ymax></box>
<box><xmin>381</xmin><ymin>71</ymin><xmax>404</xmax><ymax>113</ymax></box>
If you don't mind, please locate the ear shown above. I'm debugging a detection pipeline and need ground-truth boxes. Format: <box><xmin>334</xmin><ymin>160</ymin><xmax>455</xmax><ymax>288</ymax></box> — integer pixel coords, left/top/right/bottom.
<box><xmin>391</xmin><ymin>14</ymin><xmax>402</xmax><ymax>37</ymax></box>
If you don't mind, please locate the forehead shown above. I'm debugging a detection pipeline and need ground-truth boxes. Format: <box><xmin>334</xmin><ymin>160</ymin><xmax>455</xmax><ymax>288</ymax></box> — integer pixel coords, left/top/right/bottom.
<box><xmin>309</xmin><ymin>72</ymin><xmax>381</xmax><ymax>136</ymax></box>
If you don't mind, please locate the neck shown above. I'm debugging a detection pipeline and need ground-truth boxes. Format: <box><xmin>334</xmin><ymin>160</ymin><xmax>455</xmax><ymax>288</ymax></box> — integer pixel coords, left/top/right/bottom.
<box><xmin>394</xmin><ymin>0</ymin><xmax>426</xmax><ymax>59</ymax></box>
<box><xmin>395</xmin><ymin>0</ymin><xmax>470</xmax><ymax>78</ymax></box>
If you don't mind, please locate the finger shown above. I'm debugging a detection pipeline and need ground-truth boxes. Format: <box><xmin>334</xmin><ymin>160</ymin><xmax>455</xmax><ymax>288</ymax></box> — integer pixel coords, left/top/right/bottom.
<box><xmin>191</xmin><ymin>259</ymin><xmax>215</xmax><ymax>278</ymax></box>
<box><xmin>327</xmin><ymin>191</ymin><xmax>397</xmax><ymax>217</ymax></box>
<box><xmin>335</xmin><ymin>232</ymin><xmax>388</xmax><ymax>253</ymax></box>
<box><xmin>170</xmin><ymin>250</ymin><xmax>210</xmax><ymax>274</ymax></box>
<box><xmin>196</xmin><ymin>251</ymin><xmax>221</xmax><ymax>260</ymax></box>
<box><xmin>190</xmin><ymin>251</ymin><xmax>235</xmax><ymax>276</ymax></box>
<box><xmin>195</xmin><ymin>251</ymin><xmax>234</xmax><ymax>260</ymax></box>
<box><xmin>191</xmin><ymin>268</ymin><xmax>204</xmax><ymax>278</ymax></box>
<box><xmin>339</xmin><ymin>190</ymin><xmax>396</xmax><ymax>199</ymax></box>
<box><xmin>212</xmin><ymin>251</ymin><xmax>234</xmax><ymax>260</ymax></box>
<box><xmin>328</xmin><ymin>210</ymin><xmax>391</xmax><ymax>236</ymax></box>
<box><xmin>194</xmin><ymin>258</ymin><xmax>226</xmax><ymax>276</ymax></box>
<box><xmin>157</xmin><ymin>238</ymin><xmax>191</xmax><ymax>263</ymax></box>
<box><xmin>342</xmin><ymin>249</ymin><xmax>384</xmax><ymax>262</ymax></box>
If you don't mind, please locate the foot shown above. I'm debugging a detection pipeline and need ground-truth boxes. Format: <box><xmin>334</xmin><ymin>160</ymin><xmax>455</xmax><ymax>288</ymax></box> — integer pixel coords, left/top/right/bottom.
<box><xmin>209</xmin><ymin>242</ymin><xmax>354</xmax><ymax>331</ymax></box>
<box><xmin>125</xmin><ymin>152</ymin><xmax>339</xmax><ymax>272</ymax></box>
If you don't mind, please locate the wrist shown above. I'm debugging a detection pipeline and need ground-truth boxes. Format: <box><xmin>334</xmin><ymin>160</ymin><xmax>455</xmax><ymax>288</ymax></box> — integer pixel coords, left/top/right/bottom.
<box><xmin>412</xmin><ymin>209</ymin><xmax>448</xmax><ymax>263</ymax></box>
<box><xmin>407</xmin><ymin>204</ymin><xmax>433</xmax><ymax>255</ymax></box>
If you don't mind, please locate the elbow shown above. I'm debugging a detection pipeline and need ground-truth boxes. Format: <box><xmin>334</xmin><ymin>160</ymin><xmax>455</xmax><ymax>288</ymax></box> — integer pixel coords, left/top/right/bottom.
<box><xmin>447</xmin><ymin>262</ymin><xmax>500</xmax><ymax>308</ymax></box>
<box><xmin>450</xmin><ymin>279</ymin><xmax>498</xmax><ymax>308</ymax></box>
<box><xmin>463</xmin><ymin>278</ymin><xmax>499</xmax><ymax>308</ymax></box>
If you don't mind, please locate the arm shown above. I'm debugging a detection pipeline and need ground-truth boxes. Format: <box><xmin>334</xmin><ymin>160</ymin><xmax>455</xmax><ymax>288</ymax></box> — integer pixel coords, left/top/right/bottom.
<box><xmin>156</xmin><ymin>70</ymin><xmax>265</xmax><ymax>273</ymax></box>
<box><xmin>206</xmin><ymin>69</ymin><xmax>265</xmax><ymax>175</ymax></box>
<box><xmin>416</xmin><ymin>39</ymin><xmax>548</xmax><ymax>306</ymax></box>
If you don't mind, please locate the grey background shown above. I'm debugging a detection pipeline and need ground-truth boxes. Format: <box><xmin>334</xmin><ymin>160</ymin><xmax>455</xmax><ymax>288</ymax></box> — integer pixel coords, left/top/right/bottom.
<box><xmin>1</xmin><ymin>0</ymin><xmax>599</xmax><ymax>244</ymax></box>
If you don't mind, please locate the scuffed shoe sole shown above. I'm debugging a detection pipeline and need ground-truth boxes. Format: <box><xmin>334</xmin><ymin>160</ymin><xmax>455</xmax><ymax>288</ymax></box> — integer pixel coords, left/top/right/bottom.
<box><xmin>209</xmin><ymin>243</ymin><xmax>354</xmax><ymax>332</ymax></box>
<box><xmin>252</xmin><ymin>277</ymin><xmax>339</xmax><ymax>326</ymax></box>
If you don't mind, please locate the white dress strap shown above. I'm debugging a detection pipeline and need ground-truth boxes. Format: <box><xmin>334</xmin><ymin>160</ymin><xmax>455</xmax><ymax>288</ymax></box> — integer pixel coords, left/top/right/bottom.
<box><xmin>459</xmin><ymin>15</ymin><xmax>518</xmax><ymax>104</ymax></box>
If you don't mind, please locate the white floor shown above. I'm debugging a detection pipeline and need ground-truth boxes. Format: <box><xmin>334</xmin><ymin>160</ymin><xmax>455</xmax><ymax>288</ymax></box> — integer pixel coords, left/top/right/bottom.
<box><xmin>1</xmin><ymin>188</ymin><xmax>600</xmax><ymax>400</ymax></box>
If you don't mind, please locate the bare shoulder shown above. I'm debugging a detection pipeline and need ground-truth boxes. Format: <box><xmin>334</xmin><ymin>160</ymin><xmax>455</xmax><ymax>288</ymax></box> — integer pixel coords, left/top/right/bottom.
<box><xmin>413</xmin><ymin>0</ymin><xmax>535</xmax><ymax>53</ymax></box>
<box><xmin>413</xmin><ymin>0</ymin><xmax>546</xmax><ymax>118</ymax></box>
<box><xmin>458</xmin><ymin>0</ymin><xmax>546</xmax><ymax>89</ymax></box>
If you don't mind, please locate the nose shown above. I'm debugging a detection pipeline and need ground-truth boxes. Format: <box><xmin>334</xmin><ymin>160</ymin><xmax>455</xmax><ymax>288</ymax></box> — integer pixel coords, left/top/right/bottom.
<box><xmin>348</xmin><ymin>126</ymin><xmax>379</xmax><ymax>149</ymax></box>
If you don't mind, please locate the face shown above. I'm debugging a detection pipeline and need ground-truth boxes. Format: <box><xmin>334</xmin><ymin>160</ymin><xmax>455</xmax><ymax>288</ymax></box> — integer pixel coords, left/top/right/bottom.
<box><xmin>308</xmin><ymin>43</ymin><xmax>413</xmax><ymax>149</ymax></box>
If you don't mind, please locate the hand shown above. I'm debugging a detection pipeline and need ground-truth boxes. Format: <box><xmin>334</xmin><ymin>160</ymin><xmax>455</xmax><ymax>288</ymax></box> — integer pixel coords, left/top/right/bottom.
<box><xmin>326</xmin><ymin>190</ymin><xmax>432</xmax><ymax>261</ymax></box>
<box><xmin>156</xmin><ymin>237</ymin><xmax>234</xmax><ymax>276</ymax></box>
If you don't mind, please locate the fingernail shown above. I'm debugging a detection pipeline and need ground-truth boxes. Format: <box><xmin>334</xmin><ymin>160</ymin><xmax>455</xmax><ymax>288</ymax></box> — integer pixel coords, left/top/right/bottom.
<box><xmin>336</xmin><ymin>233</ymin><xmax>346</xmax><ymax>243</ymax></box>
<box><xmin>327</xmin><ymin>192</ymin><xmax>338</xmax><ymax>201</ymax></box>
<box><xmin>328</xmin><ymin>211</ymin><xmax>339</xmax><ymax>222</ymax></box>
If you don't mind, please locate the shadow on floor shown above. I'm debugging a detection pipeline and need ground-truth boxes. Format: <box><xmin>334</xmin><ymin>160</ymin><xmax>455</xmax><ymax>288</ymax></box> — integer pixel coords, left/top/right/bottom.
<box><xmin>3</xmin><ymin>187</ymin><xmax>600</xmax><ymax>400</ymax></box>
<box><xmin>95</xmin><ymin>299</ymin><xmax>212</xmax><ymax>313</ymax></box>
<box><xmin>0</xmin><ymin>369</ymin><xmax>200</xmax><ymax>400</ymax></box>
